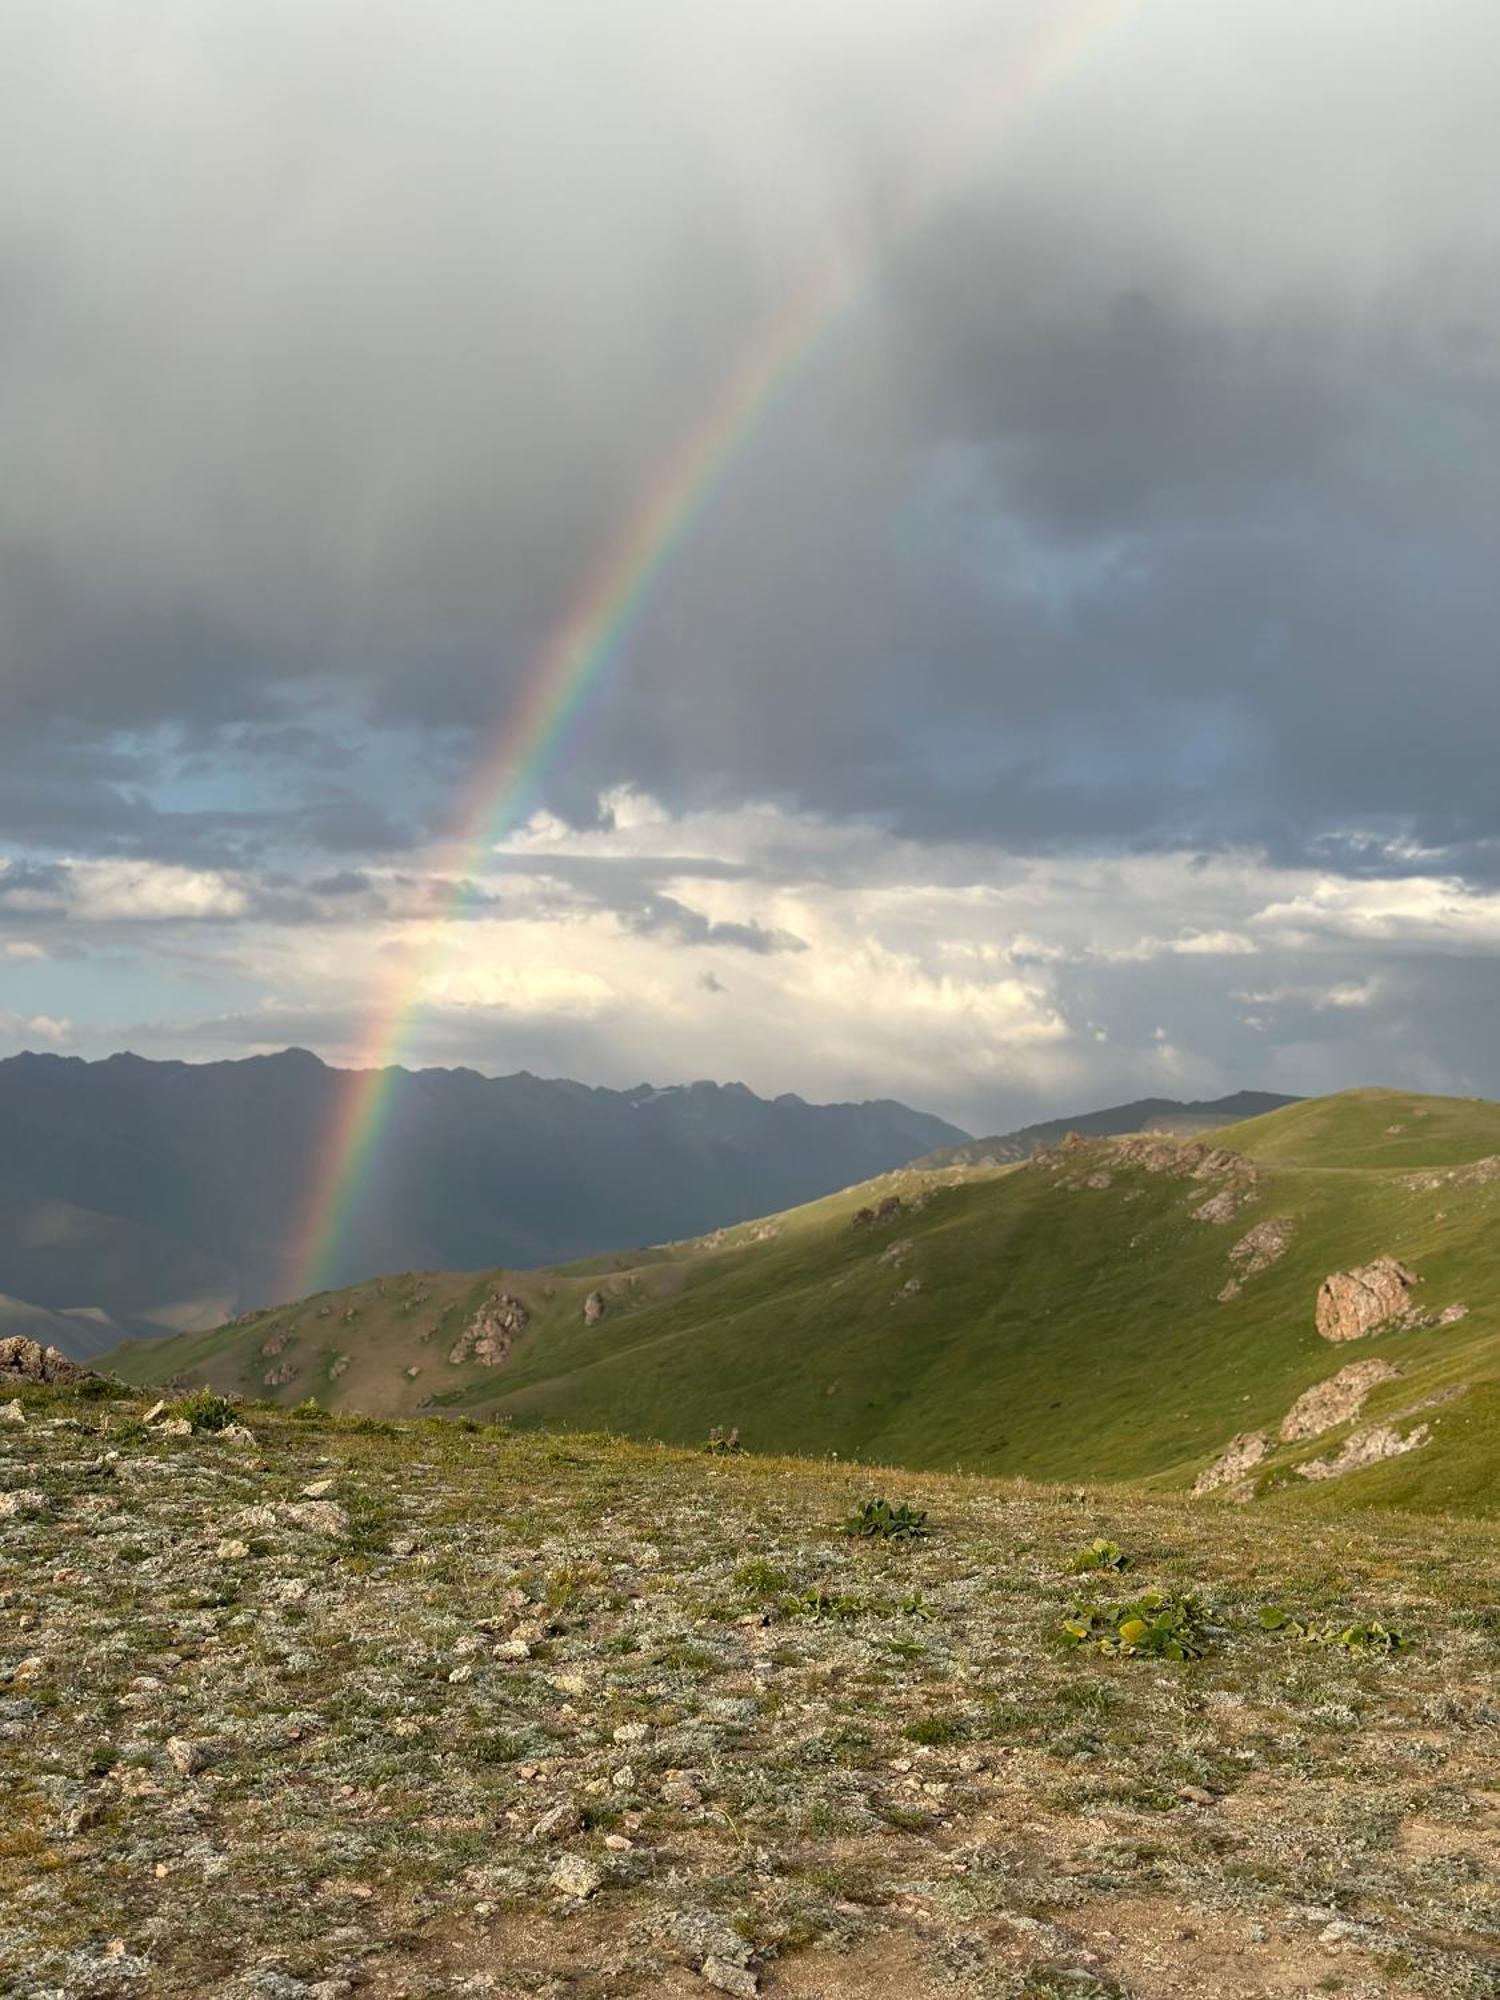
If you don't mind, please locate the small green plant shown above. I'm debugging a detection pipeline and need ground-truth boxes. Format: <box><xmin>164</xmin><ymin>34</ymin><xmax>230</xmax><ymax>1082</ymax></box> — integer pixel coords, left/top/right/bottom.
<box><xmin>783</xmin><ymin>1587</ymin><xmax>870</xmax><ymax>1622</ymax></box>
<box><xmin>291</xmin><ymin>1397</ymin><xmax>328</xmax><ymax>1423</ymax></box>
<box><xmin>734</xmin><ymin>1557</ymin><xmax>792</xmax><ymax>1597</ymax></box>
<box><xmin>1070</xmin><ymin>1537</ymin><xmax>1128</xmax><ymax>1573</ymax></box>
<box><xmin>703</xmin><ymin>1425</ymin><xmax>743</xmax><ymax>1455</ymax></box>
<box><xmin>837</xmin><ymin>1497</ymin><xmax>930</xmax><ymax>1542</ymax></box>
<box><xmin>903</xmin><ymin>1713</ymin><xmax>969</xmax><ymax>1746</ymax></box>
<box><xmin>1260</xmin><ymin>1607</ymin><xmax>1412</xmax><ymax>1654</ymax></box>
<box><xmin>172</xmin><ymin>1388</ymin><xmax>237</xmax><ymax>1433</ymax></box>
<box><xmin>1061</xmin><ymin>1590</ymin><xmax>1216</xmax><ymax>1660</ymax></box>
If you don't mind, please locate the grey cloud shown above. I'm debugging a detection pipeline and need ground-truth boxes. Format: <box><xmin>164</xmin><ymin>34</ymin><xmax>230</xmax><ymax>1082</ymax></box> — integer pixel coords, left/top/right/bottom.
<box><xmin>621</xmin><ymin>894</ymin><xmax>806</xmax><ymax>955</ymax></box>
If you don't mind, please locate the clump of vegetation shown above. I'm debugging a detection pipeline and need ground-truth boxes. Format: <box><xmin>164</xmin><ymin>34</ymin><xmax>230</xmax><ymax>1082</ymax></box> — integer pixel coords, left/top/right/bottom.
<box><xmin>837</xmin><ymin>1497</ymin><xmax>930</xmax><ymax>1542</ymax></box>
<box><xmin>735</xmin><ymin>1557</ymin><xmax>792</xmax><ymax>1597</ymax></box>
<box><xmin>290</xmin><ymin>1397</ymin><xmax>328</xmax><ymax>1423</ymax></box>
<box><xmin>1260</xmin><ymin>1606</ymin><xmax>1413</xmax><ymax>1654</ymax></box>
<box><xmin>783</xmin><ymin>1586</ymin><xmax>870</xmax><ymax>1621</ymax></box>
<box><xmin>172</xmin><ymin>1388</ymin><xmax>237</xmax><ymax>1433</ymax></box>
<box><xmin>903</xmin><ymin>1713</ymin><xmax>969</xmax><ymax>1746</ymax></box>
<box><xmin>1061</xmin><ymin>1589</ymin><xmax>1216</xmax><ymax>1660</ymax></box>
<box><xmin>1070</xmin><ymin>1536</ymin><xmax>1129</xmax><ymax>1573</ymax></box>
<box><xmin>703</xmin><ymin>1424</ymin><xmax>743</xmax><ymax>1455</ymax></box>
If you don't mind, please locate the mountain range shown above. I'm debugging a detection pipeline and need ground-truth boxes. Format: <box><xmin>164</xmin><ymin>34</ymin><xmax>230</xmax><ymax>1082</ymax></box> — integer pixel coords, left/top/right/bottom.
<box><xmin>0</xmin><ymin>1049</ymin><xmax>966</xmax><ymax>1339</ymax></box>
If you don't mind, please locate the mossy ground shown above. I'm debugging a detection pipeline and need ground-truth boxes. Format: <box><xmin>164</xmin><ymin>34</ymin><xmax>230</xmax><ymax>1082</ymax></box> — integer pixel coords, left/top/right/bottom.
<box><xmin>4</xmin><ymin>1381</ymin><xmax>1500</xmax><ymax>1997</ymax></box>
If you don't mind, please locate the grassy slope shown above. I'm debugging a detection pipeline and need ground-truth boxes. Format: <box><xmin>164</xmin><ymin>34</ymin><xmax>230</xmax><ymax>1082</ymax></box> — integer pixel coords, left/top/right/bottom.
<box><xmin>110</xmin><ymin>1088</ymin><xmax>1500</xmax><ymax>1514</ymax></box>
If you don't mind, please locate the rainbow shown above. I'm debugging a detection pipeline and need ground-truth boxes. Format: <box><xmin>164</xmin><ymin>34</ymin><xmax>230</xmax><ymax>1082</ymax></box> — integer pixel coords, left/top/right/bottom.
<box><xmin>285</xmin><ymin>0</ymin><xmax>1139</xmax><ymax>1299</ymax></box>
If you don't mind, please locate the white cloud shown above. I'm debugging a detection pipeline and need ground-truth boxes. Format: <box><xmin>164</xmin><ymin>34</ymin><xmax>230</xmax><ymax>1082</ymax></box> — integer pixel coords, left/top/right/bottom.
<box><xmin>0</xmin><ymin>1011</ymin><xmax>69</xmax><ymax>1045</ymax></box>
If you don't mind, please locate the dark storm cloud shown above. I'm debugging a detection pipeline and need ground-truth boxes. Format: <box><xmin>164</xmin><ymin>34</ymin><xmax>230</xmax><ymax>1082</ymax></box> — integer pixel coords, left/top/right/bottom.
<box><xmin>1</xmin><ymin>0</ymin><xmax>1498</xmax><ymax>875</ymax></box>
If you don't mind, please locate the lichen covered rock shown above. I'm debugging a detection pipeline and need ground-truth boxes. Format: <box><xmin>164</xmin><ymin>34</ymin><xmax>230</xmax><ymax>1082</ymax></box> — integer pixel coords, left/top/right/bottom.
<box><xmin>0</xmin><ymin>1337</ymin><xmax>85</xmax><ymax>1386</ymax></box>
<box><xmin>1279</xmin><ymin>1360</ymin><xmax>1400</xmax><ymax>1443</ymax></box>
<box><xmin>1315</xmin><ymin>1257</ymin><xmax>1419</xmax><ymax>1342</ymax></box>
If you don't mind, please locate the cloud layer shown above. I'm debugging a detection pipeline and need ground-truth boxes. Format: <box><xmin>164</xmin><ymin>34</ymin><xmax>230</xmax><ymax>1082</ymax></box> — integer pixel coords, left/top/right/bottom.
<box><xmin>2</xmin><ymin>2</ymin><xmax>1499</xmax><ymax>1119</ymax></box>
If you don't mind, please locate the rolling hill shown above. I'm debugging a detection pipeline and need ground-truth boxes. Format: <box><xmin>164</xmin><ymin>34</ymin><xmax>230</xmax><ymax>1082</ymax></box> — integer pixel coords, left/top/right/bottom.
<box><xmin>108</xmin><ymin>1087</ymin><xmax>1500</xmax><ymax>1515</ymax></box>
<box><xmin>917</xmin><ymin>1088</ymin><xmax>1301</xmax><ymax>1167</ymax></box>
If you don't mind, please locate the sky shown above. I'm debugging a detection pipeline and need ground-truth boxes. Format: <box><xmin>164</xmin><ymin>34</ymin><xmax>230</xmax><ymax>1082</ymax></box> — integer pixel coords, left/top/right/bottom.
<box><xmin>1</xmin><ymin>0</ymin><xmax>1498</xmax><ymax>1136</ymax></box>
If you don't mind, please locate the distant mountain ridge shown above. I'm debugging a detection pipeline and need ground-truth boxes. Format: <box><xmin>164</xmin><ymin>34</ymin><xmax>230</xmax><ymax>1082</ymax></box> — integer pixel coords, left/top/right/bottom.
<box><xmin>0</xmin><ymin>1049</ymin><xmax>966</xmax><ymax>1346</ymax></box>
<box><xmin>917</xmin><ymin>1090</ymin><xmax>1302</xmax><ymax>1168</ymax></box>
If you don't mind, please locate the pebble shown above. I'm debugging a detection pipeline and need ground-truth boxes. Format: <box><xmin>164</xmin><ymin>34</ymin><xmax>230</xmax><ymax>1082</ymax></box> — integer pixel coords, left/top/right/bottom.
<box><xmin>165</xmin><ymin>1736</ymin><xmax>212</xmax><ymax>1777</ymax></box>
<box><xmin>550</xmin><ymin>1854</ymin><xmax>604</xmax><ymax>1899</ymax></box>
<box><xmin>701</xmin><ymin>1959</ymin><xmax>757</xmax><ymax>1997</ymax></box>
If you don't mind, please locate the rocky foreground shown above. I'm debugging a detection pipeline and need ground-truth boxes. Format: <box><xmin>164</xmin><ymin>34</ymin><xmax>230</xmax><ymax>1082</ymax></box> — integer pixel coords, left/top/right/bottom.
<box><xmin>3</xmin><ymin>1374</ymin><xmax>1500</xmax><ymax>1999</ymax></box>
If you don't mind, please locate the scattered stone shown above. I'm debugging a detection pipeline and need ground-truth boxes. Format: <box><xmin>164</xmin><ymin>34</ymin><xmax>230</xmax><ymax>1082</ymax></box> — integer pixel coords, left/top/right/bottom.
<box><xmin>0</xmin><ymin>1488</ymin><xmax>47</xmax><ymax>1518</ymax></box>
<box><xmin>165</xmin><ymin>1736</ymin><xmax>213</xmax><ymax>1777</ymax></box>
<box><xmin>550</xmin><ymin>1853</ymin><xmax>604</xmax><ymax>1899</ymax></box>
<box><xmin>1436</xmin><ymin>1302</ymin><xmax>1470</xmax><ymax>1326</ymax></box>
<box><xmin>612</xmin><ymin>1721</ymin><xmax>648</xmax><ymax>1745</ymax></box>
<box><xmin>217</xmin><ymin>1538</ymin><xmax>252</xmax><ymax>1560</ymax></box>
<box><xmin>529</xmin><ymin>1803</ymin><xmax>579</xmax><ymax>1843</ymax></box>
<box><xmin>263</xmin><ymin>1362</ymin><xmax>299</xmax><ymax>1387</ymax></box>
<box><xmin>141</xmin><ymin>1400</ymin><xmax>167</xmax><ymax>1425</ymax></box>
<box><xmin>0</xmin><ymin>1399</ymin><xmax>24</xmax><ymax>1426</ymax></box>
<box><xmin>661</xmin><ymin>1771</ymin><xmax>705</xmax><ymax>1810</ymax></box>
<box><xmin>1316</xmin><ymin>1257</ymin><xmax>1420</xmax><ymax>1341</ymax></box>
<box><xmin>158</xmin><ymin>1417</ymin><xmax>193</xmax><ymax>1437</ymax></box>
<box><xmin>218</xmin><ymin>1424</ymin><xmax>257</xmax><ymax>1444</ymax></box>
<box><xmin>1194</xmin><ymin>1432</ymin><xmax>1268</xmax><ymax>1496</ymax></box>
<box><xmin>278</xmin><ymin>1500</ymin><xmax>350</xmax><ymax>1536</ymax></box>
<box><xmin>1279</xmin><ymin>1360</ymin><xmax>1401</xmax><ymax>1443</ymax></box>
<box><xmin>892</xmin><ymin>1276</ymin><xmax>923</xmax><ymax>1302</ymax></box>
<box><xmin>301</xmin><ymin>1477</ymin><xmax>336</xmax><ymax>1499</ymax></box>
<box><xmin>701</xmin><ymin>1959</ymin><xmax>758</xmax><ymax>1997</ymax></box>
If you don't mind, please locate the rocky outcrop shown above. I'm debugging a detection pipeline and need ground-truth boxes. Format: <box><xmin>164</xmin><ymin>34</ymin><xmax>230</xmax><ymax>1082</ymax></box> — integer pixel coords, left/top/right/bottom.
<box><xmin>1279</xmin><ymin>1359</ymin><xmax>1401</xmax><ymax>1443</ymax></box>
<box><xmin>851</xmin><ymin>1195</ymin><xmax>905</xmax><ymax>1231</ymax></box>
<box><xmin>0</xmin><ymin>1337</ymin><xmax>86</xmax><ymax>1386</ymax></box>
<box><xmin>1315</xmin><ymin>1258</ymin><xmax>1419</xmax><ymax>1341</ymax></box>
<box><xmin>583</xmin><ymin>1290</ymin><xmax>606</xmax><ymax>1326</ymax></box>
<box><xmin>262</xmin><ymin>1360</ymin><xmax>298</xmax><ymax>1387</ymax></box>
<box><xmin>1194</xmin><ymin>1431</ymin><xmax>1268</xmax><ymax>1495</ymax></box>
<box><xmin>1044</xmin><ymin>1135</ymin><xmax>1260</xmax><ymax>1221</ymax></box>
<box><xmin>1219</xmin><ymin>1216</ymin><xmax>1296</xmax><ymax>1300</ymax></box>
<box><xmin>449</xmin><ymin>1291</ymin><xmax>529</xmax><ymax>1367</ymax></box>
<box><xmin>1296</xmin><ymin>1422</ymin><xmax>1430</xmax><ymax>1482</ymax></box>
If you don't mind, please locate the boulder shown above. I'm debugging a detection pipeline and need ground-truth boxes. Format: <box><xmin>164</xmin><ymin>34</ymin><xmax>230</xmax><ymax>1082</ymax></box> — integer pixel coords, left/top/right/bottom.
<box><xmin>0</xmin><ymin>1338</ymin><xmax>86</xmax><ymax>1386</ymax></box>
<box><xmin>1315</xmin><ymin>1257</ymin><xmax>1419</xmax><ymax>1342</ymax></box>
<box><xmin>583</xmin><ymin>1289</ymin><xmax>606</xmax><ymax>1326</ymax></box>
<box><xmin>449</xmin><ymin>1291</ymin><xmax>529</xmax><ymax>1366</ymax></box>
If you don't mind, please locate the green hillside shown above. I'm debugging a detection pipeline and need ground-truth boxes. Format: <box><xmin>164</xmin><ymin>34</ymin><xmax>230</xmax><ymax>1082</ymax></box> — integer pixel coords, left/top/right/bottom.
<box><xmin>108</xmin><ymin>1089</ymin><xmax>1500</xmax><ymax>1515</ymax></box>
